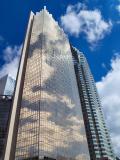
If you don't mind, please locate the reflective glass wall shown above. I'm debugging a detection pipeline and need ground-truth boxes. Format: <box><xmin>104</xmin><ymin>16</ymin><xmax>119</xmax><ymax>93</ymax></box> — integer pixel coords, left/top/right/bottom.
<box><xmin>15</xmin><ymin>8</ymin><xmax>90</xmax><ymax>160</ymax></box>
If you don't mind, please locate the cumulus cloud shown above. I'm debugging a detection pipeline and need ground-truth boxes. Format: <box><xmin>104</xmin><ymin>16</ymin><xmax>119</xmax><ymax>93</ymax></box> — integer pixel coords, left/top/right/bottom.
<box><xmin>116</xmin><ymin>5</ymin><xmax>120</xmax><ymax>14</ymax></box>
<box><xmin>96</xmin><ymin>54</ymin><xmax>120</xmax><ymax>156</ymax></box>
<box><xmin>3</xmin><ymin>45</ymin><xmax>21</xmax><ymax>62</ymax></box>
<box><xmin>61</xmin><ymin>3</ymin><xmax>112</xmax><ymax>46</ymax></box>
<box><xmin>0</xmin><ymin>45</ymin><xmax>22</xmax><ymax>79</ymax></box>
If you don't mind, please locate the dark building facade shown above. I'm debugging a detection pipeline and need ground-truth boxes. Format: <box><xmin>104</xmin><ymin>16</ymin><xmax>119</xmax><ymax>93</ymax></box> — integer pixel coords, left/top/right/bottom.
<box><xmin>71</xmin><ymin>46</ymin><xmax>115</xmax><ymax>160</ymax></box>
<box><xmin>0</xmin><ymin>95</ymin><xmax>12</xmax><ymax>160</ymax></box>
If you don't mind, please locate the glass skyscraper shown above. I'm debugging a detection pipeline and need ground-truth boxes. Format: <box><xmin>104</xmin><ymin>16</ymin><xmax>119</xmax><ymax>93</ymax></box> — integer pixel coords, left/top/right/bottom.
<box><xmin>0</xmin><ymin>95</ymin><xmax>12</xmax><ymax>160</ymax></box>
<box><xmin>4</xmin><ymin>7</ymin><xmax>115</xmax><ymax>160</ymax></box>
<box><xmin>71</xmin><ymin>46</ymin><xmax>115</xmax><ymax>160</ymax></box>
<box><xmin>4</xmin><ymin>7</ymin><xmax>90</xmax><ymax>160</ymax></box>
<box><xmin>0</xmin><ymin>74</ymin><xmax>15</xmax><ymax>96</ymax></box>
<box><xmin>0</xmin><ymin>75</ymin><xmax>15</xmax><ymax>159</ymax></box>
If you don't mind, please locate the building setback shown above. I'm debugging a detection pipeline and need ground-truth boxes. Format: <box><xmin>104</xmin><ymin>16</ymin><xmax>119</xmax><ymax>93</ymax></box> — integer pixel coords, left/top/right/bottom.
<box><xmin>71</xmin><ymin>46</ymin><xmax>115</xmax><ymax>160</ymax></box>
<box><xmin>4</xmin><ymin>7</ymin><xmax>90</xmax><ymax>160</ymax></box>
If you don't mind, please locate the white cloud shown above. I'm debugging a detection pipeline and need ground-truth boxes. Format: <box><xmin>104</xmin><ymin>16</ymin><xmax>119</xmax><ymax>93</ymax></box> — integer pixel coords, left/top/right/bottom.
<box><xmin>61</xmin><ymin>3</ymin><xmax>112</xmax><ymax>46</ymax></box>
<box><xmin>116</xmin><ymin>5</ymin><xmax>120</xmax><ymax>14</ymax></box>
<box><xmin>0</xmin><ymin>45</ymin><xmax>22</xmax><ymax>79</ymax></box>
<box><xmin>96</xmin><ymin>54</ymin><xmax>120</xmax><ymax>156</ymax></box>
<box><xmin>3</xmin><ymin>45</ymin><xmax>21</xmax><ymax>62</ymax></box>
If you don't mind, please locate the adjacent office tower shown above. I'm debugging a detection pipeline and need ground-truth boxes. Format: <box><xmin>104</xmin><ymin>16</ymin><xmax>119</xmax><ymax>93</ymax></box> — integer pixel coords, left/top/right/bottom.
<box><xmin>0</xmin><ymin>74</ymin><xmax>15</xmax><ymax>96</ymax></box>
<box><xmin>71</xmin><ymin>47</ymin><xmax>115</xmax><ymax>160</ymax></box>
<box><xmin>4</xmin><ymin>7</ymin><xmax>90</xmax><ymax>160</ymax></box>
<box><xmin>0</xmin><ymin>75</ymin><xmax>15</xmax><ymax>159</ymax></box>
<box><xmin>0</xmin><ymin>95</ymin><xmax>12</xmax><ymax>160</ymax></box>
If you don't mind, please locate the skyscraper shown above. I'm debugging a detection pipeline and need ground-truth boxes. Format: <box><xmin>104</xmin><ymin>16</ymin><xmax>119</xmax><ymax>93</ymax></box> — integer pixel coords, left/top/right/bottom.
<box><xmin>0</xmin><ymin>74</ymin><xmax>15</xmax><ymax>96</ymax></box>
<box><xmin>0</xmin><ymin>95</ymin><xmax>12</xmax><ymax>160</ymax></box>
<box><xmin>4</xmin><ymin>7</ymin><xmax>90</xmax><ymax>160</ymax></box>
<box><xmin>0</xmin><ymin>75</ymin><xmax>15</xmax><ymax>159</ymax></box>
<box><xmin>71</xmin><ymin>46</ymin><xmax>115</xmax><ymax>160</ymax></box>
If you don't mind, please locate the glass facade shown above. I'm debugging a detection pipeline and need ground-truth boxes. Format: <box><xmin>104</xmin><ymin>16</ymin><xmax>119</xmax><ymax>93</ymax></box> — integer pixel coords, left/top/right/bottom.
<box><xmin>71</xmin><ymin>46</ymin><xmax>115</xmax><ymax>160</ymax></box>
<box><xmin>14</xmin><ymin>8</ymin><xmax>90</xmax><ymax>160</ymax></box>
<box><xmin>0</xmin><ymin>95</ymin><xmax>12</xmax><ymax>160</ymax></box>
<box><xmin>0</xmin><ymin>74</ymin><xmax>15</xmax><ymax>96</ymax></box>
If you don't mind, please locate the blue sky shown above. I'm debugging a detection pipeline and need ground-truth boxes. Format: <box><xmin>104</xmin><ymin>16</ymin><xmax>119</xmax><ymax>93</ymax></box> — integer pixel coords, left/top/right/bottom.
<box><xmin>0</xmin><ymin>0</ymin><xmax>120</xmax><ymax>157</ymax></box>
<box><xmin>0</xmin><ymin>0</ymin><xmax>120</xmax><ymax>80</ymax></box>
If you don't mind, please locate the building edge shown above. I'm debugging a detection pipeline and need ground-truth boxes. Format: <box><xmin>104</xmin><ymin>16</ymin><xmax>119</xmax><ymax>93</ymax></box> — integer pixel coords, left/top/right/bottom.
<box><xmin>4</xmin><ymin>11</ymin><xmax>34</xmax><ymax>160</ymax></box>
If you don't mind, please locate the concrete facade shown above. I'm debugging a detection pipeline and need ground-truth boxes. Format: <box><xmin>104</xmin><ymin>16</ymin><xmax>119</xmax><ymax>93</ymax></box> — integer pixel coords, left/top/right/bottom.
<box><xmin>71</xmin><ymin>46</ymin><xmax>115</xmax><ymax>160</ymax></box>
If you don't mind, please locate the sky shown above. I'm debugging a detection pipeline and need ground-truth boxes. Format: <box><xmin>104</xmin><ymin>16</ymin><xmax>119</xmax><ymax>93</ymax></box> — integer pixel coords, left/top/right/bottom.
<box><xmin>0</xmin><ymin>0</ymin><xmax>120</xmax><ymax>157</ymax></box>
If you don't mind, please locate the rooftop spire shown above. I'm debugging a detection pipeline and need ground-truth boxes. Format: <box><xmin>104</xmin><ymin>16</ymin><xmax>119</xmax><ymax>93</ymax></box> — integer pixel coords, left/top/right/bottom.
<box><xmin>44</xmin><ymin>6</ymin><xmax>46</xmax><ymax>10</ymax></box>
